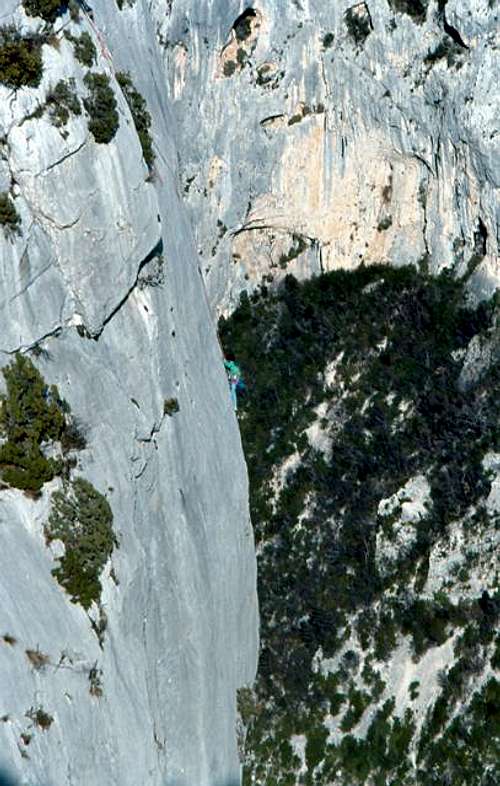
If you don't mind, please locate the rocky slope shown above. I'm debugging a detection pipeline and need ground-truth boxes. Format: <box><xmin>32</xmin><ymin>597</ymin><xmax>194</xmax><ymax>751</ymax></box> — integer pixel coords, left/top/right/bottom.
<box><xmin>156</xmin><ymin>0</ymin><xmax>499</xmax><ymax>311</ymax></box>
<box><xmin>0</xmin><ymin>2</ymin><xmax>257</xmax><ymax>785</ymax></box>
<box><xmin>220</xmin><ymin>264</ymin><xmax>499</xmax><ymax>785</ymax></box>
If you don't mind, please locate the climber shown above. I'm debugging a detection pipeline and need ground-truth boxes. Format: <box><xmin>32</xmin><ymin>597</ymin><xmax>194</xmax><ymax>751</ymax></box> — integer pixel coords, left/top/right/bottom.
<box><xmin>224</xmin><ymin>356</ymin><xmax>244</xmax><ymax>411</ymax></box>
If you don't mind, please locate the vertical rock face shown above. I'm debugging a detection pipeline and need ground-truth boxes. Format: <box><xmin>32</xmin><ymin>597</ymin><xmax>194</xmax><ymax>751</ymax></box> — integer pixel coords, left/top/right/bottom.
<box><xmin>0</xmin><ymin>3</ymin><xmax>257</xmax><ymax>785</ymax></box>
<box><xmin>154</xmin><ymin>0</ymin><xmax>499</xmax><ymax>312</ymax></box>
<box><xmin>0</xmin><ymin>1</ymin><xmax>498</xmax><ymax>784</ymax></box>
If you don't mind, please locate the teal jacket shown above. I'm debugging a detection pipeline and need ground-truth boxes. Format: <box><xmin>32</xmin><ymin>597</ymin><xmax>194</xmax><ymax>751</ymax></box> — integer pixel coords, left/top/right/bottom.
<box><xmin>224</xmin><ymin>360</ymin><xmax>241</xmax><ymax>380</ymax></box>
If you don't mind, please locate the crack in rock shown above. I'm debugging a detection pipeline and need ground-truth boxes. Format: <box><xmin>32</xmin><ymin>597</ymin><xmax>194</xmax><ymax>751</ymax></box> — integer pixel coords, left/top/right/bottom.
<box><xmin>87</xmin><ymin>238</ymin><xmax>164</xmax><ymax>340</ymax></box>
<box><xmin>38</xmin><ymin>139</ymin><xmax>89</xmax><ymax>176</ymax></box>
<box><xmin>0</xmin><ymin>325</ymin><xmax>63</xmax><ymax>356</ymax></box>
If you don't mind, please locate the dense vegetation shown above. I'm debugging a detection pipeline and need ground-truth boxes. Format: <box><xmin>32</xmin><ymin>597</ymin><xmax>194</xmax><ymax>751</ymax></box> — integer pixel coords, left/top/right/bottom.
<box><xmin>116</xmin><ymin>71</ymin><xmax>155</xmax><ymax>168</ymax></box>
<box><xmin>83</xmin><ymin>72</ymin><xmax>119</xmax><ymax>144</ymax></box>
<box><xmin>0</xmin><ymin>355</ymin><xmax>66</xmax><ymax>492</ymax></box>
<box><xmin>220</xmin><ymin>266</ymin><xmax>499</xmax><ymax>784</ymax></box>
<box><xmin>0</xmin><ymin>26</ymin><xmax>43</xmax><ymax>89</ymax></box>
<box><xmin>22</xmin><ymin>0</ymin><xmax>67</xmax><ymax>23</ymax></box>
<box><xmin>45</xmin><ymin>477</ymin><xmax>116</xmax><ymax>609</ymax></box>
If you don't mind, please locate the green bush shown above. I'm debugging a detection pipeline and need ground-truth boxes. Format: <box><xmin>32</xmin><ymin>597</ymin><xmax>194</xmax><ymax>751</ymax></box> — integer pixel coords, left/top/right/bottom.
<box><xmin>0</xmin><ymin>441</ymin><xmax>61</xmax><ymax>492</ymax></box>
<box><xmin>389</xmin><ymin>1</ymin><xmax>429</xmax><ymax>24</ymax></box>
<box><xmin>116</xmin><ymin>71</ymin><xmax>154</xmax><ymax>168</ymax></box>
<box><xmin>60</xmin><ymin>417</ymin><xmax>86</xmax><ymax>452</ymax></box>
<box><xmin>221</xmin><ymin>264</ymin><xmax>498</xmax><ymax>784</ymax></box>
<box><xmin>278</xmin><ymin>234</ymin><xmax>307</xmax><ymax>268</ymax></box>
<box><xmin>26</xmin><ymin>705</ymin><xmax>53</xmax><ymax>730</ymax></box>
<box><xmin>305</xmin><ymin>724</ymin><xmax>328</xmax><ymax>769</ymax></box>
<box><xmin>163</xmin><ymin>397</ymin><xmax>179</xmax><ymax>416</ymax></box>
<box><xmin>340</xmin><ymin>688</ymin><xmax>371</xmax><ymax>731</ymax></box>
<box><xmin>418</xmin><ymin>679</ymin><xmax>499</xmax><ymax>782</ymax></box>
<box><xmin>0</xmin><ymin>26</ymin><xmax>43</xmax><ymax>89</ymax></box>
<box><xmin>409</xmin><ymin>680</ymin><xmax>420</xmax><ymax>700</ymax></box>
<box><xmin>0</xmin><ymin>354</ymin><xmax>66</xmax><ymax>492</ymax></box>
<box><xmin>23</xmin><ymin>0</ymin><xmax>68</xmax><ymax>23</ymax></box>
<box><xmin>0</xmin><ymin>192</ymin><xmax>21</xmax><ymax>237</ymax></box>
<box><xmin>424</xmin><ymin>38</ymin><xmax>464</xmax><ymax>69</ymax></box>
<box><xmin>234</xmin><ymin>10</ymin><xmax>255</xmax><ymax>42</ymax></box>
<box><xmin>0</xmin><ymin>355</ymin><xmax>64</xmax><ymax>446</ymax></box>
<box><xmin>223</xmin><ymin>60</ymin><xmax>237</xmax><ymax>77</ymax></box>
<box><xmin>45</xmin><ymin>477</ymin><xmax>116</xmax><ymax>609</ymax></box>
<box><xmin>377</xmin><ymin>216</ymin><xmax>393</xmax><ymax>232</ymax></box>
<box><xmin>83</xmin><ymin>72</ymin><xmax>119</xmax><ymax>143</ymax></box>
<box><xmin>373</xmin><ymin>611</ymin><xmax>398</xmax><ymax>661</ymax></box>
<box><xmin>322</xmin><ymin>32</ymin><xmax>334</xmax><ymax>49</ymax></box>
<box><xmin>64</xmin><ymin>30</ymin><xmax>96</xmax><ymax>67</ymax></box>
<box><xmin>46</xmin><ymin>78</ymin><xmax>81</xmax><ymax>127</ymax></box>
<box><xmin>396</xmin><ymin>596</ymin><xmax>467</xmax><ymax>657</ymax></box>
<box><xmin>345</xmin><ymin>6</ymin><xmax>372</xmax><ymax>47</ymax></box>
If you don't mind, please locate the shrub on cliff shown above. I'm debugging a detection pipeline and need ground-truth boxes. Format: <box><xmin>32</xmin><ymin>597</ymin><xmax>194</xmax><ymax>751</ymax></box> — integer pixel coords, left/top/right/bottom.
<box><xmin>0</xmin><ymin>26</ymin><xmax>43</xmax><ymax>89</ymax></box>
<box><xmin>45</xmin><ymin>477</ymin><xmax>116</xmax><ymax>609</ymax></box>
<box><xmin>390</xmin><ymin>1</ymin><xmax>429</xmax><ymax>24</ymax></box>
<box><xmin>0</xmin><ymin>355</ymin><xmax>65</xmax><ymax>445</ymax></box>
<box><xmin>0</xmin><ymin>355</ymin><xmax>66</xmax><ymax>492</ymax></box>
<box><xmin>116</xmin><ymin>71</ymin><xmax>155</xmax><ymax>167</ymax></box>
<box><xmin>23</xmin><ymin>0</ymin><xmax>68</xmax><ymax>23</ymax></box>
<box><xmin>83</xmin><ymin>72</ymin><xmax>119</xmax><ymax>143</ymax></box>
<box><xmin>223</xmin><ymin>60</ymin><xmax>237</xmax><ymax>77</ymax></box>
<box><xmin>0</xmin><ymin>192</ymin><xmax>21</xmax><ymax>237</ymax></box>
<box><xmin>64</xmin><ymin>30</ymin><xmax>96</xmax><ymax>67</ymax></box>
<box><xmin>26</xmin><ymin>705</ymin><xmax>54</xmax><ymax>730</ymax></box>
<box><xmin>46</xmin><ymin>78</ymin><xmax>81</xmax><ymax>127</ymax></box>
<box><xmin>345</xmin><ymin>5</ymin><xmax>372</xmax><ymax>47</ymax></box>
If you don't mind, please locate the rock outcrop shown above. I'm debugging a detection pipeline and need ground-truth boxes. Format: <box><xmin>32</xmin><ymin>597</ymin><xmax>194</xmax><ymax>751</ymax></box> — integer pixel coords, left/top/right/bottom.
<box><xmin>155</xmin><ymin>0</ymin><xmax>499</xmax><ymax>311</ymax></box>
<box><xmin>0</xmin><ymin>3</ymin><xmax>257</xmax><ymax>785</ymax></box>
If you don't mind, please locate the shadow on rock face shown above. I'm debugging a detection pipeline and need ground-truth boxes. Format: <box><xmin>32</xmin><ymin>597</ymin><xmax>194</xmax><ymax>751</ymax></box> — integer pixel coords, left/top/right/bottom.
<box><xmin>169</xmin><ymin>780</ymin><xmax>240</xmax><ymax>786</ymax></box>
<box><xmin>0</xmin><ymin>772</ymin><xmax>18</xmax><ymax>786</ymax></box>
<box><xmin>0</xmin><ymin>770</ymin><xmax>47</xmax><ymax>786</ymax></box>
<box><xmin>0</xmin><ymin>766</ymin><xmax>240</xmax><ymax>786</ymax></box>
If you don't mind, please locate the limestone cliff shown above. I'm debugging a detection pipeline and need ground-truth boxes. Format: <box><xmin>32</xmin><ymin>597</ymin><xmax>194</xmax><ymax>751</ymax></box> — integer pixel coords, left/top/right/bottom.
<box><xmin>155</xmin><ymin>0</ymin><xmax>499</xmax><ymax>311</ymax></box>
<box><xmin>0</xmin><ymin>1</ymin><xmax>498</xmax><ymax>785</ymax></box>
<box><xmin>0</xmin><ymin>2</ymin><xmax>257</xmax><ymax>785</ymax></box>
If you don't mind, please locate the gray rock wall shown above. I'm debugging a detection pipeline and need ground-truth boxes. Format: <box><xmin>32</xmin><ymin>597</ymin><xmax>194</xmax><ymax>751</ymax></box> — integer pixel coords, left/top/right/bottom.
<box><xmin>0</xmin><ymin>2</ymin><xmax>257</xmax><ymax>785</ymax></box>
<box><xmin>0</xmin><ymin>0</ymin><xmax>498</xmax><ymax>783</ymax></box>
<box><xmin>154</xmin><ymin>0</ymin><xmax>499</xmax><ymax>311</ymax></box>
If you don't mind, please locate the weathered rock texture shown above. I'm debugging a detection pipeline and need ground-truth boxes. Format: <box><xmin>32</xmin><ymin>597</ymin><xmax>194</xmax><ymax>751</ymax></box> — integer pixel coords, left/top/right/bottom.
<box><xmin>0</xmin><ymin>1</ymin><xmax>498</xmax><ymax>784</ymax></box>
<box><xmin>155</xmin><ymin>0</ymin><xmax>499</xmax><ymax>311</ymax></box>
<box><xmin>0</xmin><ymin>2</ymin><xmax>257</xmax><ymax>785</ymax></box>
